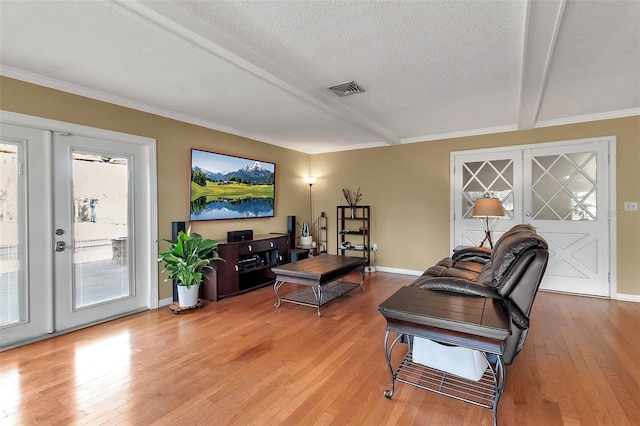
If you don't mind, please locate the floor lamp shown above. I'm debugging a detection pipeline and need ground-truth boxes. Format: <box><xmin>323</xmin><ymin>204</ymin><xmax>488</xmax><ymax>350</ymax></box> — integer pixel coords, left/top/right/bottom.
<box><xmin>472</xmin><ymin>197</ymin><xmax>504</xmax><ymax>248</ymax></box>
<box><xmin>304</xmin><ymin>176</ymin><xmax>317</xmax><ymax>232</ymax></box>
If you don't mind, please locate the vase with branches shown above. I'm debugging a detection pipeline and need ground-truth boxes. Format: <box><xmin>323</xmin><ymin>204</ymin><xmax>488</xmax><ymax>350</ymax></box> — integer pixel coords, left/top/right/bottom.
<box><xmin>342</xmin><ymin>187</ymin><xmax>363</xmax><ymax>218</ymax></box>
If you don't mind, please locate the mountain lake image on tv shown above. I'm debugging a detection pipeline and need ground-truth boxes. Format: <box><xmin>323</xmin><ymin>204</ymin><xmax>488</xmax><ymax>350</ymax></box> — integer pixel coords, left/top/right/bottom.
<box><xmin>190</xmin><ymin>149</ymin><xmax>276</xmax><ymax>221</ymax></box>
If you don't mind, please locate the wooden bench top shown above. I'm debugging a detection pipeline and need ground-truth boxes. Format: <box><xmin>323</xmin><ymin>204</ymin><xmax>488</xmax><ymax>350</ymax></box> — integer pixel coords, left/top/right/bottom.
<box><xmin>378</xmin><ymin>286</ymin><xmax>511</xmax><ymax>353</ymax></box>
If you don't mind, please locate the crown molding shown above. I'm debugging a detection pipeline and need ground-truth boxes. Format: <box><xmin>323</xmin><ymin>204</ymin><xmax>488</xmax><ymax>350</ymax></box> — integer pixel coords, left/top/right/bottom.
<box><xmin>3</xmin><ymin>66</ymin><xmax>636</xmax><ymax>155</ymax></box>
<box><xmin>535</xmin><ymin>108</ymin><xmax>640</xmax><ymax>128</ymax></box>
<box><xmin>0</xmin><ymin>65</ymin><xmax>311</xmax><ymax>153</ymax></box>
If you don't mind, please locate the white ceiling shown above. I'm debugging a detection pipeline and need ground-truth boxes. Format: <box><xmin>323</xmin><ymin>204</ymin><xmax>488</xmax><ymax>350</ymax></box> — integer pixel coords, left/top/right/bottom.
<box><xmin>1</xmin><ymin>1</ymin><xmax>638</xmax><ymax>154</ymax></box>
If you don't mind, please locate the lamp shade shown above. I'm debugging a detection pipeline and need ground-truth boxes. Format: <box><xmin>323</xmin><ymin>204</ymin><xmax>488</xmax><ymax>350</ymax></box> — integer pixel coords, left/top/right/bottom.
<box><xmin>304</xmin><ymin>176</ymin><xmax>317</xmax><ymax>185</ymax></box>
<box><xmin>472</xmin><ymin>198</ymin><xmax>504</xmax><ymax>218</ymax></box>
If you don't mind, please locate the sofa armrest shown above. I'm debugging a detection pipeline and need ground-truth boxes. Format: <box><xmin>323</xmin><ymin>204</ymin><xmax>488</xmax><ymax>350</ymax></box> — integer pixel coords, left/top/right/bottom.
<box><xmin>417</xmin><ymin>277</ymin><xmax>499</xmax><ymax>298</ymax></box>
<box><xmin>506</xmin><ymin>301</ymin><xmax>529</xmax><ymax>330</ymax></box>
<box><xmin>452</xmin><ymin>246</ymin><xmax>492</xmax><ymax>264</ymax></box>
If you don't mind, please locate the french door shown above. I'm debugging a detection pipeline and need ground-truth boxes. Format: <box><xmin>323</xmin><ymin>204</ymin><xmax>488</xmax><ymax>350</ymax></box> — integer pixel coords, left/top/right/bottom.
<box><xmin>452</xmin><ymin>137</ymin><xmax>614</xmax><ymax>297</ymax></box>
<box><xmin>0</xmin><ymin>117</ymin><xmax>157</xmax><ymax>348</ymax></box>
<box><xmin>0</xmin><ymin>124</ymin><xmax>51</xmax><ymax>344</ymax></box>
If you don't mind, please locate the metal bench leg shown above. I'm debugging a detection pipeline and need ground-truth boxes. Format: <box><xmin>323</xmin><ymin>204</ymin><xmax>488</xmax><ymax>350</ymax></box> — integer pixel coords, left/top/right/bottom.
<box><xmin>383</xmin><ymin>331</ymin><xmax>403</xmax><ymax>399</ymax></box>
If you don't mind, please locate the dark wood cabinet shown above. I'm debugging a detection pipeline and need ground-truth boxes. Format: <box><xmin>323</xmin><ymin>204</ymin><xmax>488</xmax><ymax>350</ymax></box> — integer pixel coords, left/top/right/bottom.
<box><xmin>202</xmin><ymin>233</ymin><xmax>289</xmax><ymax>301</ymax></box>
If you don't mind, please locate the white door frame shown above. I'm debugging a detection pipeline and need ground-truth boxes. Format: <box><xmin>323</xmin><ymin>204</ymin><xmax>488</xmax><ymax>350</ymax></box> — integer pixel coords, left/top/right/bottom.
<box><xmin>450</xmin><ymin>136</ymin><xmax>617</xmax><ymax>297</ymax></box>
<box><xmin>0</xmin><ymin>110</ymin><xmax>159</xmax><ymax>310</ymax></box>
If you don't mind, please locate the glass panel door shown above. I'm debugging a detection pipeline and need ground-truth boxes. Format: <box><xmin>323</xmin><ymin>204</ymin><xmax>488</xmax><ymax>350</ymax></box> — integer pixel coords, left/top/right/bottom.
<box><xmin>54</xmin><ymin>133</ymin><xmax>147</xmax><ymax>331</ymax></box>
<box><xmin>0</xmin><ymin>123</ymin><xmax>52</xmax><ymax>348</ymax></box>
<box><xmin>0</xmin><ymin>142</ymin><xmax>21</xmax><ymax>326</ymax></box>
<box><xmin>1</xmin><ymin>117</ymin><xmax>154</xmax><ymax>349</ymax></box>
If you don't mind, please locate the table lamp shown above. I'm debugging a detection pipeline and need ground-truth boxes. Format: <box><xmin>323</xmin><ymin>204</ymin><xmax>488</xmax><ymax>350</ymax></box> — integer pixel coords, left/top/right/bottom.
<box><xmin>472</xmin><ymin>197</ymin><xmax>504</xmax><ymax>248</ymax></box>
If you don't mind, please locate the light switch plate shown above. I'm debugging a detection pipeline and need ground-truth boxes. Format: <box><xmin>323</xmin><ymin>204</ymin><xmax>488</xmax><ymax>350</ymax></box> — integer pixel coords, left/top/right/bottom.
<box><xmin>624</xmin><ymin>201</ymin><xmax>638</xmax><ymax>212</ymax></box>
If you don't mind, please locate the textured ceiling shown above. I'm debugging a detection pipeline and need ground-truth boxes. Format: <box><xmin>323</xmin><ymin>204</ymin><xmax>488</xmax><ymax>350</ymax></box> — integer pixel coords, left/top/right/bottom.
<box><xmin>1</xmin><ymin>0</ymin><xmax>638</xmax><ymax>154</ymax></box>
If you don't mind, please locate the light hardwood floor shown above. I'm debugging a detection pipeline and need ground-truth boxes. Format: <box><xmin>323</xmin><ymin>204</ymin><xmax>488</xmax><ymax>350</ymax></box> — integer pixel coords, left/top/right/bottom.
<box><xmin>1</xmin><ymin>272</ymin><xmax>639</xmax><ymax>425</ymax></box>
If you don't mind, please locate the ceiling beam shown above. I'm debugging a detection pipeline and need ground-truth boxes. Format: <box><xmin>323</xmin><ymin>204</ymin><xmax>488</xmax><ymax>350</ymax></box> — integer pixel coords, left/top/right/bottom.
<box><xmin>111</xmin><ymin>0</ymin><xmax>400</xmax><ymax>146</ymax></box>
<box><xmin>518</xmin><ymin>0</ymin><xmax>567</xmax><ymax>130</ymax></box>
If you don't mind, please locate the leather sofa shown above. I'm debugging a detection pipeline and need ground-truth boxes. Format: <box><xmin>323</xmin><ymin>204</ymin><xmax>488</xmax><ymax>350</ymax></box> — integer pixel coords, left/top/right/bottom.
<box><xmin>409</xmin><ymin>224</ymin><xmax>549</xmax><ymax>364</ymax></box>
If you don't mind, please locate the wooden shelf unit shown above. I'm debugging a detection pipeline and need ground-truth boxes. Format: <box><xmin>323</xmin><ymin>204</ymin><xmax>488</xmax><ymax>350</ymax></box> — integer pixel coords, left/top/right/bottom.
<box><xmin>337</xmin><ymin>205</ymin><xmax>370</xmax><ymax>265</ymax></box>
<box><xmin>317</xmin><ymin>213</ymin><xmax>328</xmax><ymax>254</ymax></box>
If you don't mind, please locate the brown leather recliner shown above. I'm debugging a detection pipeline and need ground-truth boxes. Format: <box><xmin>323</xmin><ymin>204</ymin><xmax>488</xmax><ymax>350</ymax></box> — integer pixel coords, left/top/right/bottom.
<box><xmin>409</xmin><ymin>224</ymin><xmax>548</xmax><ymax>364</ymax></box>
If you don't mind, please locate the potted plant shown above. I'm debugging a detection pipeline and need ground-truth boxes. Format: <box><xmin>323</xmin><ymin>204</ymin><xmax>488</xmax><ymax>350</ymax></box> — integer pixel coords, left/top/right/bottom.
<box><xmin>158</xmin><ymin>230</ymin><xmax>221</xmax><ymax>307</ymax></box>
<box><xmin>299</xmin><ymin>221</ymin><xmax>313</xmax><ymax>247</ymax></box>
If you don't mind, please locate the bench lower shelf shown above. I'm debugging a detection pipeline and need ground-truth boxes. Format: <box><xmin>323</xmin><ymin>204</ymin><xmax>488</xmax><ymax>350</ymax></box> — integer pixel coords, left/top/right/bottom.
<box><xmin>383</xmin><ymin>332</ymin><xmax>505</xmax><ymax>426</ymax></box>
<box><xmin>389</xmin><ymin>350</ymin><xmax>498</xmax><ymax>408</ymax></box>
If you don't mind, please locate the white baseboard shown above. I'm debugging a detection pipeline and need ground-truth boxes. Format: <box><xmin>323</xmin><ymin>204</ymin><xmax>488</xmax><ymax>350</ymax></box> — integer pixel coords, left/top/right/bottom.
<box><xmin>158</xmin><ymin>297</ymin><xmax>173</xmax><ymax>308</ymax></box>
<box><xmin>615</xmin><ymin>293</ymin><xmax>640</xmax><ymax>303</ymax></box>
<box><xmin>375</xmin><ymin>266</ymin><xmax>422</xmax><ymax>276</ymax></box>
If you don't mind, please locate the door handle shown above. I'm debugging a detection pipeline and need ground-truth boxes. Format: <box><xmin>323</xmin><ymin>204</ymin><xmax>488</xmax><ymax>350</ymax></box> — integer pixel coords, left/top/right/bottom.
<box><xmin>55</xmin><ymin>241</ymin><xmax>66</xmax><ymax>252</ymax></box>
<box><xmin>525</xmin><ymin>212</ymin><xmax>532</xmax><ymax>217</ymax></box>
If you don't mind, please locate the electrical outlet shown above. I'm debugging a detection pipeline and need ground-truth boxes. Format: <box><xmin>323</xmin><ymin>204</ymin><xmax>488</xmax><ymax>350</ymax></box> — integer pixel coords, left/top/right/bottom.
<box><xmin>365</xmin><ymin>266</ymin><xmax>376</xmax><ymax>273</ymax></box>
<box><xmin>371</xmin><ymin>243</ymin><xmax>378</xmax><ymax>252</ymax></box>
<box><xmin>624</xmin><ymin>201</ymin><xmax>638</xmax><ymax>212</ymax></box>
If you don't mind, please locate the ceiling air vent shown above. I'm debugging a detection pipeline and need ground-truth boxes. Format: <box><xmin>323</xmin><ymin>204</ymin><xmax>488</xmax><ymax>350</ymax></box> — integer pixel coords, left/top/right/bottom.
<box><xmin>327</xmin><ymin>81</ymin><xmax>365</xmax><ymax>97</ymax></box>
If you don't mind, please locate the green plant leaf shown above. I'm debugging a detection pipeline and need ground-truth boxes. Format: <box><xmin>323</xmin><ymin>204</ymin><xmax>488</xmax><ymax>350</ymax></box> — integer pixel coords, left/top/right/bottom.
<box><xmin>157</xmin><ymin>230</ymin><xmax>222</xmax><ymax>288</ymax></box>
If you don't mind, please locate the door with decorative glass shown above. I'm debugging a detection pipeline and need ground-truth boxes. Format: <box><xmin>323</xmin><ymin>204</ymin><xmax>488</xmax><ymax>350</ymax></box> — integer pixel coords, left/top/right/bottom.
<box><xmin>453</xmin><ymin>150</ymin><xmax>522</xmax><ymax>248</ymax></box>
<box><xmin>523</xmin><ymin>141</ymin><xmax>610</xmax><ymax>296</ymax></box>
<box><xmin>452</xmin><ymin>138</ymin><xmax>612</xmax><ymax>297</ymax></box>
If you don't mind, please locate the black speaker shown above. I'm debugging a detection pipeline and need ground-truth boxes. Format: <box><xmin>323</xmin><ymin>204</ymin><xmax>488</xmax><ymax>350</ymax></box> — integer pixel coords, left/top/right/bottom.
<box><xmin>227</xmin><ymin>229</ymin><xmax>253</xmax><ymax>242</ymax></box>
<box><xmin>287</xmin><ymin>215</ymin><xmax>296</xmax><ymax>248</ymax></box>
<box><xmin>172</xmin><ymin>221</ymin><xmax>186</xmax><ymax>240</ymax></box>
<box><xmin>171</xmin><ymin>221</ymin><xmax>186</xmax><ymax>302</ymax></box>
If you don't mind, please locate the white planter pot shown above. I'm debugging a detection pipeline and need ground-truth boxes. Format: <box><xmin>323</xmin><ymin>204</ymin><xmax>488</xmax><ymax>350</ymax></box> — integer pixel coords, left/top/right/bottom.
<box><xmin>177</xmin><ymin>284</ymin><xmax>200</xmax><ymax>307</ymax></box>
<box><xmin>300</xmin><ymin>236</ymin><xmax>313</xmax><ymax>247</ymax></box>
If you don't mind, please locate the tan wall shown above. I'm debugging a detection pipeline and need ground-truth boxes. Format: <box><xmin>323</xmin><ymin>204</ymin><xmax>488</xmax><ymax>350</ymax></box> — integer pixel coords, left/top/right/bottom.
<box><xmin>312</xmin><ymin>116</ymin><xmax>640</xmax><ymax>296</ymax></box>
<box><xmin>2</xmin><ymin>76</ymin><xmax>639</xmax><ymax>296</ymax></box>
<box><xmin>0</xmin><ymin>76</ymin><xmax>310</xmax><ymax>300</ymax></box>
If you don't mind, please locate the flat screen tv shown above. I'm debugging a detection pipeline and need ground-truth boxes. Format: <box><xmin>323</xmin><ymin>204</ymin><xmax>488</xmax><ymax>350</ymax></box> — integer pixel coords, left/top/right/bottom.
<box><xmin>190</xmin><ymin>149</ymin><xmax>276</xmax><ymax>221</ymax></box>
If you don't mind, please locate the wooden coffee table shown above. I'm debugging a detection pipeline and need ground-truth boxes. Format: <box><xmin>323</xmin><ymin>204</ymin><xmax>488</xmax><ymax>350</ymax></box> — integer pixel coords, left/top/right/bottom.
<box><xmin>272</xmin><ymin>254</ymin><xmax>366</xmax><ymax>317</ymax></box>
